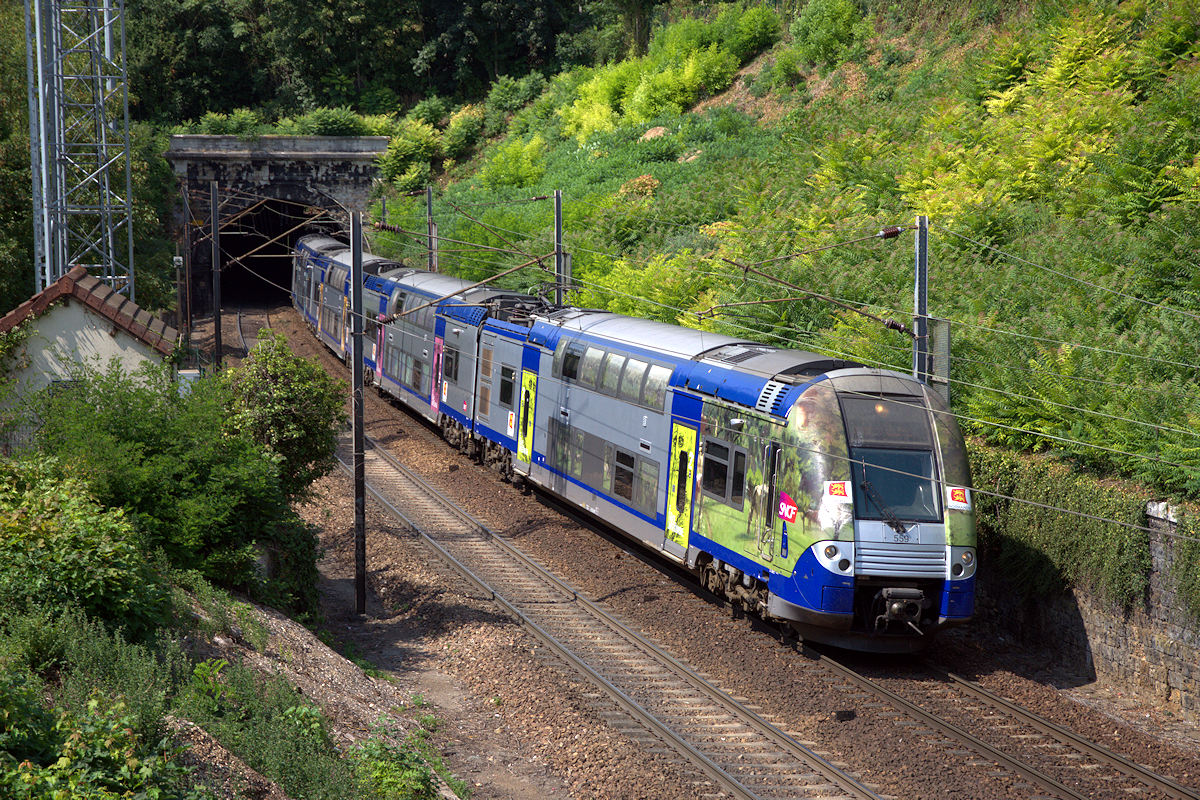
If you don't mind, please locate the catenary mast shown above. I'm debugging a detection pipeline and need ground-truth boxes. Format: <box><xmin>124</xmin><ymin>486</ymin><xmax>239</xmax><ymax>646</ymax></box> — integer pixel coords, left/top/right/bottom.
<box><xmin>24</xmin><ymin>0</ymin><xmax>136</xmax><ymax>299</ymax></box>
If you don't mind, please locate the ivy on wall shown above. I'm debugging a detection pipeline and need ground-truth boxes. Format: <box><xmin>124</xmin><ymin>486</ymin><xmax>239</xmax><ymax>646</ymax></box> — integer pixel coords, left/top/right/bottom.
<box><xmin>968</xmin><ymin>440</ymin><xmax>1151</xmax><ymax>610</ymax></box>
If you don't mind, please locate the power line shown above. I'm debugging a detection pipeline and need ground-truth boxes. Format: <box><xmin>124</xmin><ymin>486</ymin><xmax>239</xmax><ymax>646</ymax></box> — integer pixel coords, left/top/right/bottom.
<box><xmin>934</xmin><ymin>223</ymin><xmax>1200</xmax><ymax>324</ymax></box>
<box><xmin>246</xmin><ymin>246</ymin><xmax>1200</xmax><ymax>545</ymax></box>
<box><xmin>567</xmin><ymin>273</ymin><xmax>1200</xmax><ymax>469</ymax></box>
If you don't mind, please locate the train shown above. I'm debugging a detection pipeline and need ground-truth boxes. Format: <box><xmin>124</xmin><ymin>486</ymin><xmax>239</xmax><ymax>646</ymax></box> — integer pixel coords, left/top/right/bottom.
<box><xmin>292</xmin><ymin>233</ymin><xmax>976</xmax><ymax>652</ymax></box>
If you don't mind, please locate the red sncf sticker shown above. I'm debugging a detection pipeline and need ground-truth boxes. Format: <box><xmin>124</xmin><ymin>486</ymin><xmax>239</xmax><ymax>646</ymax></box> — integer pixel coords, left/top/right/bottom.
<box><xmin>777</xmin><ymin>491</ymin><xmax>798</xmax><ymax>522</ymax></box>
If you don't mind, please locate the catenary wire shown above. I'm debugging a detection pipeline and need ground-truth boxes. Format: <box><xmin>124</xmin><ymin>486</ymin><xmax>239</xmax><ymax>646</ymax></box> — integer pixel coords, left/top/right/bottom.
<box><xmin>934</xmin><ymin>223</ymin><xmax>1200</xmax><ymax>325</ymax></box>
<box><xmin>233</xmin><ymin>253</ymin><xmax>1200</xmax><ymax>545</ymax></box>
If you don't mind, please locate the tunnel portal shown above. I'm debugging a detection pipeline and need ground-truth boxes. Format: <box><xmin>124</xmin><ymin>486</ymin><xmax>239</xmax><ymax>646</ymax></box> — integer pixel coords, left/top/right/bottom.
<box><xmin>166</xmin><ymin>135</ymin><xmax>387</xmax><ymax>320</ymax></box>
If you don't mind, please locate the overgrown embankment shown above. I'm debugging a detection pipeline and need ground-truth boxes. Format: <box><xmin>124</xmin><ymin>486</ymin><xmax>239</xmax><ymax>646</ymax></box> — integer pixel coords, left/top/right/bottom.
<box><xmin>0</xmin><ymin>336</ymin><xmax>461</xmax><ymax>798</ymax></box>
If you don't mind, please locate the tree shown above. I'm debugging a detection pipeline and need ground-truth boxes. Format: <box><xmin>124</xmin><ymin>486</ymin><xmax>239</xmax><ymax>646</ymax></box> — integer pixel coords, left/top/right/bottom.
<box><xmin>36</xmin><ymin>359</ymin><xmax>323</xmax><ymax>612</ymax></box>
<box><xmin>412</xmin><ymin>0</ymin><xmax>580</xmax><ymax>97</ymax></box>
<box><xmin>221</xmin><ymin>330</ymin><xmax>347</xmax><ymax>499</ymax></box>
<box><xmin>0</xmin><ymin>0</ymin><xmax>33</xmax><ymax>314</ymax></box>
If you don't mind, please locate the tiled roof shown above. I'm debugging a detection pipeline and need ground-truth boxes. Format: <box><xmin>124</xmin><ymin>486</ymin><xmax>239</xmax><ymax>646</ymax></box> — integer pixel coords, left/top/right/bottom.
<box><xmin>0</xmin><ymin>266</ymin><xmax>178</xmax><ymax>357</ymax></box>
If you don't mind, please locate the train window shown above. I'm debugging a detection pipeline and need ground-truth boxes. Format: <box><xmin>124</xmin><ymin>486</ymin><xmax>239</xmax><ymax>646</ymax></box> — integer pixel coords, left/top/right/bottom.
<box><xmin>411</xmin><ymin>359</ymin><xmax>424</xmax><ymax>393</ymax></box>
<box><xmin>569</xmin><ymin>427</ymin><xmax>586</xmax><ymax>478</ymax></box>
<box><xmin>480</xmin><ymin>345</ymin><xmax>494</xmax><ymax>378</ymax></box>
<box><xmin>578</xmin><ymin>347</ymin><xmax>604</xmax><ymax>388</ymax></box>
<box><xmin>600</xmin><ymin>353</ymin><xmax>626</xmax><ymax>395</ymax></box>
<box><xmin>385</xmin><ymin>343</ymin><xmax>402</xmax><ymax>379</ymax></box>
<box><xmin>675</xmin><ymin>453</ymin><xmax>689</xmax><ymax>515</ymax></box>
<box><xmin>840</xmin><ymin>396</ymin><xmax>933</xmax><ymax>449</ymax></box>
<box><xmin>642</xmin><ymin>365</ymin><xmax>671</xmax><ymax>411</ymax></box>
<box><xmin>560</xmin><ymin>342</ymin><xmax>585</xmax><ymax>381</ymax></box>
<box><xmin>701</xmin><ymin>440</ymin><xmax>747</xmax><ymax>509</ymax></box>
<box><xmin>619</xmin><ymin>359</ymin><xmax>648</xmax><ymax>403</ymax></box>
<box><xmin>582</xmin><ymin>431</ymin><xmax>605</xmax><ymax>487</ymax></box>
<box><xmin>443</xmin><ymin>347</ymin><xmax>459</xmax><ymax>382</ymax></box>
<box><xmin>613</xmin><ymin>449</ymin><xmax>636</xmax><ymax>502</ymax></box>
<box><xmin>499</xmin><ymin>367</ymin><xmax>516</xmax><ymax>408</ymax></box>
<box><xmin>702</xmin><ymin>441</ymin><xmax>730</xmax><ymax>498</ymax></box>
<box><xmin>731</xmin><ymin>451</ymin><xmax>746</xmax><ymax>506</ymax></box>
<box><xmin>636</xmin><ymin>460</ymin><xmax>659</xmax><ymax>516</ymax></box>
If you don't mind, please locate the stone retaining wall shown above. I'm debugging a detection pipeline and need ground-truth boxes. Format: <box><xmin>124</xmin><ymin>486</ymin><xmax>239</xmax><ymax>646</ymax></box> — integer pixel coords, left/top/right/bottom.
<box><xmin>979</xmin><ymin>506</ymin><xmax>1200</xmax><ymax>719</ymax></box>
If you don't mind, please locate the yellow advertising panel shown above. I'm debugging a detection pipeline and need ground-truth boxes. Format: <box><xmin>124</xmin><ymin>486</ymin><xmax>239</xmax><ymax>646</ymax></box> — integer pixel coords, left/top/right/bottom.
<box><xmin>665</xmin><ymin>422</ymin><xmax>697</xmax><ymax>549</ymax></box>
<box><xmin>517</xmin><ymin>369</ymin><xmax>537</xmax><ymax>463</ymax></box>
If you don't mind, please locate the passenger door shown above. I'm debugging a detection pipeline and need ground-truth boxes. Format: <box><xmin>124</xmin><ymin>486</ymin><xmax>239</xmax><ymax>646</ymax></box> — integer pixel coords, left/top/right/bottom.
<box><xmin>515</xmin><ymin>369</ymin><xmax>537</xmax><ymax>474</ymax></box>
<box><xmin>665</xmin><ymin>422</ymin><xmax>697</xmax><ymax>556</ymax></box>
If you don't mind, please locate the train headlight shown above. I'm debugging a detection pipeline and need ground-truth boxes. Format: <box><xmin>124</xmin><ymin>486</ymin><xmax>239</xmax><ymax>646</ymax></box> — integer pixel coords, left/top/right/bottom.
<box><xmin>816</xmin><ymin>541</ymin><xmax>853</xmax><ymax>575</ymax></box>
<box><xmin>948</xmin><ymin>546</ymin><xmax>977</xmax><ymax>580</ymax></box>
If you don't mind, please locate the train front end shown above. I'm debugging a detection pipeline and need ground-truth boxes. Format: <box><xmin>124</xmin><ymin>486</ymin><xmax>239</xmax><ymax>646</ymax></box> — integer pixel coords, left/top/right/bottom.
<box><xmin>771</xmin><ymin>370</ymin><xmax>976</xmax><ymax>652</ymax></box>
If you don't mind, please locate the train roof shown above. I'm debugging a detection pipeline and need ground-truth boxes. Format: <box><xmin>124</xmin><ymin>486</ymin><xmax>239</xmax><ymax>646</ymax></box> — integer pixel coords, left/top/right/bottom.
<box><xmin>297</xmin><ymin>234</ymin><xmax>347</xmax><ymax>255</ymax></box>
<box><xmin>698</xmin><ymin>343</ymin><xmax>862</xmax><ymax>383</ymax></box>
<box><xmin>537</xmin><ymin>308</ymin><xmax>862</xmax><ymax>382</ymax></box>
<box><xmin>544</xmin><ymin>309</ymin><xmax>747</xmax><ymax>360</ymax></box>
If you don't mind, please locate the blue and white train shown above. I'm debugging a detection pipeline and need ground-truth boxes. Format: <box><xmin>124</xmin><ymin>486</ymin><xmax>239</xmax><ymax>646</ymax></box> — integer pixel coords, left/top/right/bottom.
<box><xmin>293</xmin><ymin>233</ymin><xmax>976</xmax><ymax>652</ymax></box>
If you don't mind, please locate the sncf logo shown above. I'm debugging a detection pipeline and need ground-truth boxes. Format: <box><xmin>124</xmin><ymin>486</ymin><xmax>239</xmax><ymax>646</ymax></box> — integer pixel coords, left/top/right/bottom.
<box><xmin>777</xmin><ymin>491</ymin><xmax>799</xmax><ymax>522</ymax></box>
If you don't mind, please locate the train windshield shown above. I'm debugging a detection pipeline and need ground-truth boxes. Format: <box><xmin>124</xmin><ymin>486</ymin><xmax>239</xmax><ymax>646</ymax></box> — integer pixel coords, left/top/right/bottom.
<box><xmin>839</xmin><ymin>395</ymin><xmax>940</xmax><ymax>523</ymax></box>
<box><xmin>849</xmin><ymin>447</ymin><xmax>941</xmax><ymax>523</ymax></box>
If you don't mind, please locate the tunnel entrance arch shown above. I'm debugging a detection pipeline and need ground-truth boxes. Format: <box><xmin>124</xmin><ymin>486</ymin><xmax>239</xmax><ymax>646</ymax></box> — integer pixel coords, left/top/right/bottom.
<box><xmin>166</xmin><ymin>135</ymin><xmax>387</xmax><ymax>323</ymax></box>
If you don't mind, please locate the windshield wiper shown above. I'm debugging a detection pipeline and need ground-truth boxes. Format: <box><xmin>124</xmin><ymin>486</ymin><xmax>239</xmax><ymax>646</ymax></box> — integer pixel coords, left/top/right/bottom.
<box><xmin>861</xmin><ymin>480</ymin><xmax>908</xmax><ymax>535</ymax></box>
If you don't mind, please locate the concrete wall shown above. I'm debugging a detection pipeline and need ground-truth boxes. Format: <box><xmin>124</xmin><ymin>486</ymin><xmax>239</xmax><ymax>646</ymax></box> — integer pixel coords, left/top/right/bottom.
<box><xmin>979</xmin><ymin>507</ymin><xmax>1200</xmax><ymax>719</ymax></box>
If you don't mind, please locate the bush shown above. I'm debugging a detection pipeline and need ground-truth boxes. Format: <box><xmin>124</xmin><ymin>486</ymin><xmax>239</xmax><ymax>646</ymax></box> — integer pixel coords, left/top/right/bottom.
<box><xmin>791</xmin><ymin>0</ymin><xmax>872</xmax><ymax>68</ymax></box>
<box><xmin>35</xmin><ymin>362</ymin><xmax>319</xmax><ymax>612</ymax></box>
<box><xmin>0</xmin><ymin>608</ymin><xmax>189</xmax><ymax>742</ymax></box>
<box><xmin>486</xmin><ymin>73</ymin><xmax>547</xmax><ymax>116</ymax></box>
<box><xmin>0</xmin><ymin>673</ymin><xmax>202</xmax><ymax>800</ymax></box>
<box><xmin>718</xmin><ymin>5</ymin><xmax>782</xmax><ymax>63</ymax></box>
<box><xmin>222</xmin><ymin>331</ymin><xmax>346</xmax><ymax>500</ymax></box>
<box><xmin>174</xmin><ymin>658</ymin><xmax>356</xmax><ymax>798</ymax></box>
<box><xmin>969</xmin><ymin>442</ymin><xmax>1150</xmax><ymax>608</ymax></box>
<box><xmin>481</xmin><ymin>135</ymin><xmax>547</xmax><ymax>188</ymax></box>
<box><xmin>377</xmin><ymin>118</ymin><xmax>440</xmax><ymax>183</ymax></box>
<box><xmin>407</xmin><ymin>96</ymin><xmax>450</xmax><ymax>127</ymax></box>
<box><xmin>297</xmin><ymin>106</ymin><xmax>371</xmax><ymax>136</ymax></box>
<box><xmin>442</xmin><ymin>105</ymin><xmax>486</xmax><ymax>160</ymax></box>
<box><xmin>0</xmin><ymin>458</ymin><xmax>171</xmax><ymax>640</ymax></box>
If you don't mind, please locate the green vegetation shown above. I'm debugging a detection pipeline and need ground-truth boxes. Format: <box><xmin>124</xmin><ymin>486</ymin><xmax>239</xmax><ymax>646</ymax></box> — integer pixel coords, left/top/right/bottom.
<box><xmin>969</xmin><ymin>442</ymin><xmax>1151</xmax><ymax>608</ymax></box>
<box><xmin>0</xmin><ymin>337</ymin><xmax>458</xmax><ymax>795</ymax></box>
<box><xmin>1</xmin><ymin>0</ymin><xmax>1198</xmax><ymax>785</ymax></box>
<box><xmin>35</xmin><ymin>359</ymin><xmax>325</xmax><ymax>613</ymax></box>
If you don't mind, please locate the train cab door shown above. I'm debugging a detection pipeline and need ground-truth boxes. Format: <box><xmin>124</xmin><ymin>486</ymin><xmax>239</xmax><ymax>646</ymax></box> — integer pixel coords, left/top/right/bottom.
<box><xmin>665</xmin><ymin>422</ymin><xmax>698</xmax><ymax>557</ymax></box>
<box><xmin>514</xmin><ymin>368</ymin><xmax>537</xmax><ymax>476</ymax></box>
<box><xmin>747</xmin><ymin>441</ymin><xmax>781</xmax><ymax>563</ymax></box>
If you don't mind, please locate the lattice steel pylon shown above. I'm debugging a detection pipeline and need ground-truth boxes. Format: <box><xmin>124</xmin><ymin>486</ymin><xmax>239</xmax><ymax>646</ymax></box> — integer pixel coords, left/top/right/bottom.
<box><xmin>24</xmin><ymin>0</ymin><xmax>135</xmax><ymax>299</ymax></box>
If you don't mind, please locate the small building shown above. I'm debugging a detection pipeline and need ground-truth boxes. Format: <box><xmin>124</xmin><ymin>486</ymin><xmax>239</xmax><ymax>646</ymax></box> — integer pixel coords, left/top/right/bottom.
<box><xmin>0</xmin><ymin>266</ymin><xmax>179</xmax><ymax>448</ymax></box>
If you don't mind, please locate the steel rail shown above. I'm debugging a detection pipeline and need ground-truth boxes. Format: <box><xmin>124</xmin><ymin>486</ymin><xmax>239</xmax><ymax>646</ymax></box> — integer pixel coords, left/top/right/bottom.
<box><xmin>336</xmin><ymin>438</ymin><xmax>883</xmax><ymax>800</ymax></box>
<box><xmin>811</xmin><ymin>650</ymin><xmax>1095</xmax><ymax>800</ymax></box>
<box><xmin>334</xmin><ymin>450</ymin><xmax>758</xmax><ymax>800</ymax></box>
<box><xmin>927</xmin><ymin>663</ymin><xmax>1200</xmax><ymax>800</ymax></box>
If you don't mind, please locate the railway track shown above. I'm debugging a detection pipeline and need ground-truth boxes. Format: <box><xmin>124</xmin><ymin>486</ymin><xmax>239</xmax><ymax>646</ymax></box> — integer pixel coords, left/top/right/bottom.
<box><xmin>234</xmin><ymin>305</ymin><xmax>272</xmax><ymax>356</ymax></box>
<box><xmin>337</xmin><ymin>433</ymin><xmax>886</xmax><ymax>800</ymax></box>
<box><xmin>805</xmin><ymin>649</ymin><xmax>1199</xmax><ymax>800</ymax></box>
